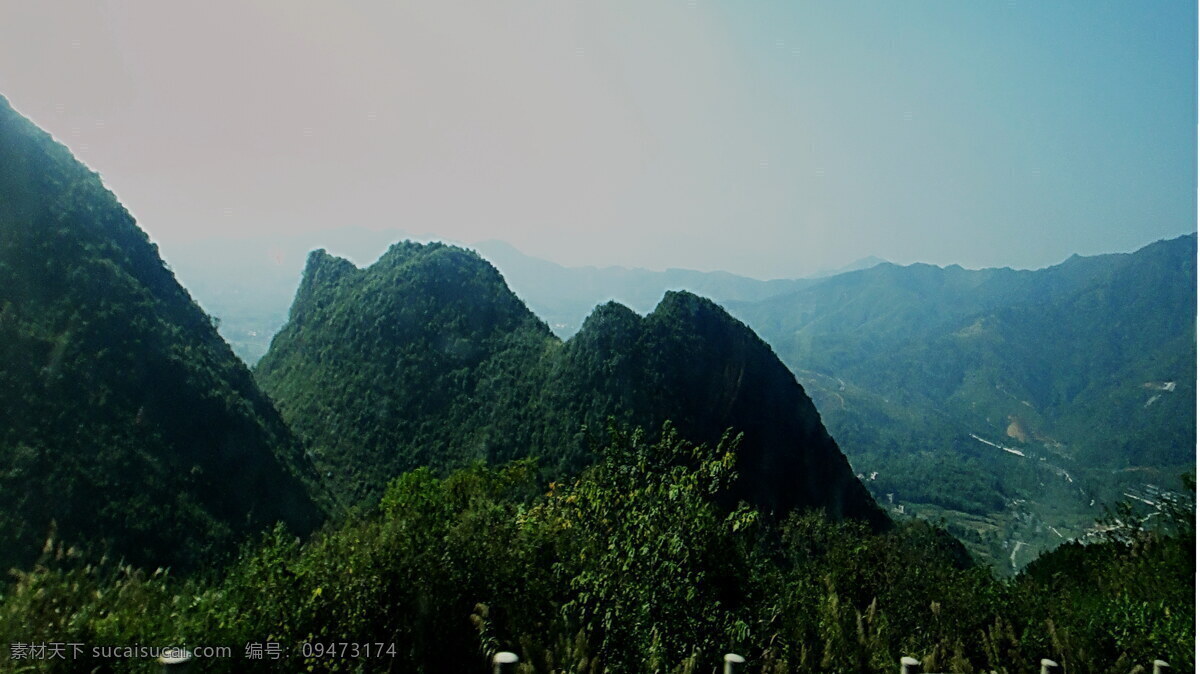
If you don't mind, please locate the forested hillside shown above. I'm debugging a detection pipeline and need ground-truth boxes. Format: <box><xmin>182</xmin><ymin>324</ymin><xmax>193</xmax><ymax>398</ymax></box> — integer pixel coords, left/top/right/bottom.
<box><xmin>727</xmin><ymin>235</ymin><xmax>1197</xmax><ymax>568</ymax></box>
<box><xmin>3</xmin><ymin>433</ymin><xmax>1192</xmax><ymax>672</ymax></box>
<box><xmin>0</xmin><ymin>96</ymin><xmax>326</xmax><ymax>572</ymax></box>
<box><xmin>731</xmin><ymin>235</ymin><xmax>1195</xmax><ymax>469</ymax></box>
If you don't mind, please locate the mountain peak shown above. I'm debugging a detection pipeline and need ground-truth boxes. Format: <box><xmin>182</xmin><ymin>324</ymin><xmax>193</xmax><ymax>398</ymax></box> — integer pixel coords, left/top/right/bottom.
<box><xmin>304</xmin><ymin>247</ymin><xmax>358</xmax><ymax>280</ymax></box>
<box><xmin>652</xmin><ymin>289</ymin><xmax>746</xmax><ymax>323</ymax></box>
<box><xmin>376</xmin><ymin>239</ymin><xmax>485</xmax><ymax>266</ymax></box>
<box><xmin>580</xmin><ymin>300</ymin><xmax>641</xmax><ymax>330</ymax></box>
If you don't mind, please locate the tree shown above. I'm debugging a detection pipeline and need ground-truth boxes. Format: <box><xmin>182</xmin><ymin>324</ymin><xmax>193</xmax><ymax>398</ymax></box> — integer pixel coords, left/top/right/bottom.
<box><xmin>527</xmin><ymin>423</ymin><xmax>758</xmax><ymax>670</ymax></box>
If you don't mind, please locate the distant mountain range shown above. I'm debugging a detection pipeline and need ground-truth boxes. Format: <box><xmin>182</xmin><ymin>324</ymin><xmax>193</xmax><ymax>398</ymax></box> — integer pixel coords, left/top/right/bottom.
<box><xmin>726</xmin><ymin>235</ymin><xmax>1196</xmax><ymax>568</ymax></box>
<box><xmin>730</xmin><ymin>236</ymin><xmax>1195</xmax><ymax>467</ymax></box>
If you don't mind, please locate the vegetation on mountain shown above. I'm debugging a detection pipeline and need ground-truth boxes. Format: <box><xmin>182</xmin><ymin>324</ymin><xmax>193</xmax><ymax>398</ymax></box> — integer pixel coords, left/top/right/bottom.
<box><xmin>255</xmin><ymin>242</ymin><xmax>557</xmax><ymax>505</ymax></box>
<box><xmin>730</xmin><ymin>235</ymin><xmax>1195</xmax><ymax>468</ymax></box>
<box><xmin>1</xmin><ymin>429</ymin><xmax>1190</xmax><ymax>672</ymax></box>
<box><xmin>256</xmin><ymin>242</ymin><xmax>885</xmax><ymax>527</ymax></box>
<box><xmin>726</xmin><ymin>235</ymin><xmax>1197</xmax><ymax>568</ymax></box>
<box><xmin>0</xmin><ymin>95</ymin><xmax>326</xmax><ymax>572</ymax></box>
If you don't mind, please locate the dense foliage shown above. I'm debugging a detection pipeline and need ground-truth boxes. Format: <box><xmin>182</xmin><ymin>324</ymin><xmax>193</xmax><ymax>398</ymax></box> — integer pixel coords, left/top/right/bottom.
<box><xmin>256</xmin><ymin>244</ymin><xmax>884</xmax><ymax>527</ymax></box>
<box><xmin>1</xmin><ymin>426</ymin><xmax>1191</xmax><ymax>673</ymax></box>
<box><xmin>0</xmin><ymin>95</ymin><xmax>326</xmax><ymax>572</ymax></box>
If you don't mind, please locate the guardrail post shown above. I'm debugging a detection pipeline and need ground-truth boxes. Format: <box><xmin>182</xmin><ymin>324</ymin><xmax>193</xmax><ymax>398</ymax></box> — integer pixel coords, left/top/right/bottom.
<box><xmin>1040</xmin><ymin>658</ymin><xmax>1060</xmax><ymax>674</ymax></box>
<box><xmin>158</xmin><ymin>649</ymin><xmax>192</xmax><ymax>673</ymax></box>
<box><xmin>723</xmin><ymin>653</ymin><xmax>745</xmax><ymax>674</ymax></box>
<box><xmin>900</xmin><ymin>656</ymin><xmax>921</xmax><ymax>674</ymax></box>
<box><xmin>1153</xmin><ymin>660</ymin><xmax>1170</xmax><ymax>674</ymax></box>
<box><xmin>493</xmin><ymin>651</ymin><xmax>519</xmax><ymax>674</ymax></box>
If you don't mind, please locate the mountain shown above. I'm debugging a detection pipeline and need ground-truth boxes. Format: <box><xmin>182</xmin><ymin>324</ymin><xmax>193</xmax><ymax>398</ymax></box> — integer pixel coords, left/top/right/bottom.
<box><xmin>726</xmin><ymin>234</ymin><xmax>1197</xmax><ymax>569</ymax></box>
<box><xmin>547</xmin><ymin>292</ymin><xmax>880</xmax><ymax>520</ymax></box>
<box><xmin>728</xmin><ymin>235</ymin><xmax>1196</xmax><ymax>469</ymax></box>
<box><xmin>255</xmin><ymin>242</ymin><xmax>886</xmax><ymax>527</ymax></box>
<box><xmin>0</xmin><ymin>96</ymin><xmax>326</xmax><ymax>572</ymax></box>
<box><xmin>255</xmin><ymin>242</ymin><xmax>553</xmax><ymax>505</ymax></box>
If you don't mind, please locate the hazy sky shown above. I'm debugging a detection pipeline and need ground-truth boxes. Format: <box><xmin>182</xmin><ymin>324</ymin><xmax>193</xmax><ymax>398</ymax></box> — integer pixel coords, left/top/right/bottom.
<box><xmin>1</xmin><ymin>1</ymin><xmax>1195</xmax><ymax>279</ymax></box>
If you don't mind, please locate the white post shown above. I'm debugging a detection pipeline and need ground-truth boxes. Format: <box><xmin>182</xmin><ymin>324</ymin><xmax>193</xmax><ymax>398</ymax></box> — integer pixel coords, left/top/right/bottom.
<box><xmin>723</xmin><ymin>653</ymin><xmax>745</xmax><ymax>674</ymax></box>
<box><xmin>900</xmin><ymin>656</ymin><xmax>921</xmax><ymax>674</ymax></box>
<box><xmin>1040</xmin><ymin>658</ymin><xmax>1061</xmax><ymax>674</ymax></box>
<box><xmin>158</xmin><ymin>649</ymin><xmax>192</xmax><ymax>673</ymax></box>
<box><xmin>493</xmin><ymin>651</ymin><xmax>519</xmax><ymax>674</ymax></box>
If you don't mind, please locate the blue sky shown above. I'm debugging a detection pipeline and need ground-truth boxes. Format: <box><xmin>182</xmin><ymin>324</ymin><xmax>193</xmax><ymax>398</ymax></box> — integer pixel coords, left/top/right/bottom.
<box><xmin>0</xmin><ymin>1</ymin><xmax>1194</xmax><ymax>278</ymax></box>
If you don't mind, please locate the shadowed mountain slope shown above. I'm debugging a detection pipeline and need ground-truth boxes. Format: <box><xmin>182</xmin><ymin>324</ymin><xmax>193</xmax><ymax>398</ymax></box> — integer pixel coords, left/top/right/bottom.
<box><xmin>0</xmin><ymin>96</ymin><xmax>325</xmax><ymax>572</ymax></box>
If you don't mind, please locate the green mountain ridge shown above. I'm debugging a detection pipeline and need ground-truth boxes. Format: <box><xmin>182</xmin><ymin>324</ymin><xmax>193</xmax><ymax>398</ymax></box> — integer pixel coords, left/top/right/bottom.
<box><xmin>0</xmin><ymin>95</ymin><xmax>325</xmax><ymax>572</ymax></box>
<box><xmin>726</xmin><ymin>233</ymin><xmax>1196</xmax><ymax>568</ymax></box>
<box><xmin>729</xmin><ymin>234</ymin><xmax>1196</xmax><ymax>469</ymax></box>
<box><xmin>256</xmin><ymin>241</ymin><xmax>887</xmax><ymax>528</ymax></box>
